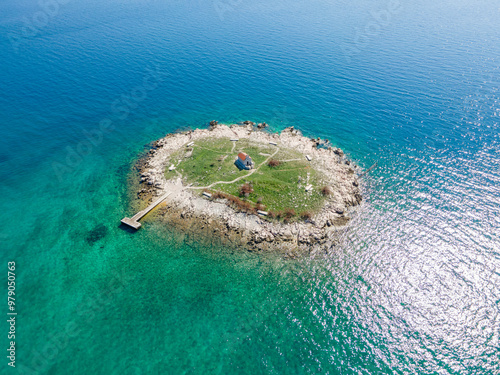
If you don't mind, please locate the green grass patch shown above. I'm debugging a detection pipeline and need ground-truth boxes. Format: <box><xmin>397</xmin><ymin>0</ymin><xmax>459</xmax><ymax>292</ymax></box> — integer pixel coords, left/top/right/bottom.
<box><xmin>216</xmin><ymin>163</ymin><xmax>325</xmax><ymax>213</ymax></box>
<box><xmin>166</xmin><ymin>137</ymin><xmax>328</xmax><ymax>217</ymax></box>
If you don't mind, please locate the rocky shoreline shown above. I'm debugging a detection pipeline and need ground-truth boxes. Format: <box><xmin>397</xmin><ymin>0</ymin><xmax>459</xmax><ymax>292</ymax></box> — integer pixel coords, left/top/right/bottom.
<box><xmin>130</xmin><ymin>122</ymin><xmax>363</xmax><ymax>257</ymax></box>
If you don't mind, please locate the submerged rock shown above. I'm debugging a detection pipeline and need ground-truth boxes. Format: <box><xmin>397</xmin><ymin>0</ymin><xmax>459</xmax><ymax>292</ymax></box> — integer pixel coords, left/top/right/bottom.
<box><xmin>86</xmin><ymin>224</ymin><xmax>108</xmax><ymax>245</ymax></box>
<box><xmin>333</xmin><ymin>148</ymin><xmax>344</xmax><ymax>157</ymax></box>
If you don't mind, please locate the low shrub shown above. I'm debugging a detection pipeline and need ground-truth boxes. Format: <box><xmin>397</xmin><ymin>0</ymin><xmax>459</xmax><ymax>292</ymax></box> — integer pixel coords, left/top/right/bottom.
<box><xmin>282</xmin><ymin>208</ymin><xmax>296</xmax><ymax>223</ymax></box>
<box><xmin>239</xmin><ymin>182</ymin><xmax>254</xmax><ymax>197</ymax></box>
<box><xmin>237</xmin><ymin>200</ymin><xmax>254</xmax><ymax>212</ymax></box>
<box><xmin>211</xmin><ymin>190</ymin><xmax>226</xmax><ymax>200</ymax></box>
<box><xmin>268</xmin><ymin>159</ymin><xmax>281</xmax><ymax>167</ymax></box>
<box><xmin>227</xmin><ymin>195</ymin><xmax>241</xmax><ymax>205</ymax></box>
<box><xmin>273</xmin><ymin>210</ymin><xmax>283</xmax><ymax>219</ymax></box>
<box><xmin>321</xmin><ymin>186</ymin><xmax>332</xmax><ymax>196</ymax></box>
<box><xmin>284</xmin><ymin>208</ymin><xmax>296</xmax><ymax>218</ymax></box>
<box><xmin>212</xmin><ymin>191</ymin><xmax>256</xmax><ymax>213</ymax></box>
<box><xmin>300</xmin><ymin>211</ymin><xmax>312</xmax><ymax>221</ymax></box>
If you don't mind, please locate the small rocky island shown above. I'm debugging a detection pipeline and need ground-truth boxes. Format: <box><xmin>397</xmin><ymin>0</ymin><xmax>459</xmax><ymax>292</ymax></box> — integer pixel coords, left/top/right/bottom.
<box><xmin>127</xmin><ymin>121</ymin><xmax>363</xmax><ymax>257</ymax></box>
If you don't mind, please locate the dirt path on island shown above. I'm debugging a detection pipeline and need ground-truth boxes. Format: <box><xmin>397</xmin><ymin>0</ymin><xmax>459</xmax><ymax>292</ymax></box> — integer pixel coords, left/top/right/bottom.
<box><xmin>188</xmin><ymin>146</ymin><xmax>280</xmax><ymax>190</ymax></box>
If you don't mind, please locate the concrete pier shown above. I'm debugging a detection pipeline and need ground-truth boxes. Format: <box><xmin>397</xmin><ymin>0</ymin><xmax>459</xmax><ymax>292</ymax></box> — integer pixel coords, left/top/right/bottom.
<box><xmin>121</xmin><ymin>192</ymin><xmax>171</xmax><ymax>230</ymax></box>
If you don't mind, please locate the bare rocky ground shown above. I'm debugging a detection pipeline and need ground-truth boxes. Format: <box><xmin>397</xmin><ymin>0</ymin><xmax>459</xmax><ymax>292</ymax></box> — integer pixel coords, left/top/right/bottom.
<box><xmin>130</xmin><ymin>122</ymin><xmax>363</xmax><ymax>257</ymax></box>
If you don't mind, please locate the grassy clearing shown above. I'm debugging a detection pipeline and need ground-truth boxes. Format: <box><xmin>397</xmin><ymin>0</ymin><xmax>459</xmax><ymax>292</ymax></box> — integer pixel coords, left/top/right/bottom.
<box><xmin>166</xmin><ymin>137</ymin><xmax>328</xmax><ymax>218</ymax></box>
<box><xmin>166</xmin><ymin>138</ymin><xmax>246</xmax><ymax>186</ymax></box>
<box><xmin>215</xmin><ymin>161</ymin><xmax>325</xmax><ymax>213</ymax></box>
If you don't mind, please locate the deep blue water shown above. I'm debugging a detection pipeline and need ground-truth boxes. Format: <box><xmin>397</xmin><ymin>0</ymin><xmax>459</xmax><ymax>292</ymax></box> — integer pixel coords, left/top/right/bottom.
<box><xmin>1</xmin><ymin>0</ymin><xmax>499</xmax><ymax>374</ymax></box>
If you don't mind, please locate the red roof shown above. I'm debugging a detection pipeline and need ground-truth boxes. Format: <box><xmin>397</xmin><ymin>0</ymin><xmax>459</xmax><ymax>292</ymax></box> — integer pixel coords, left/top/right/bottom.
<box><xmin>238</xmin><ymin>152</ymin><xmax>248</xmax><ymax>160</ymax></box>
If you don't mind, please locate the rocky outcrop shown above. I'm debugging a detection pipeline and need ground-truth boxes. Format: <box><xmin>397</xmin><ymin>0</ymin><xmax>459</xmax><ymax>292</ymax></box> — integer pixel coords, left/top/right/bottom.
<box><xmin>130</xmin><ymin>122</ymin><xmax>364</xmax><ymax>257</ymax></box>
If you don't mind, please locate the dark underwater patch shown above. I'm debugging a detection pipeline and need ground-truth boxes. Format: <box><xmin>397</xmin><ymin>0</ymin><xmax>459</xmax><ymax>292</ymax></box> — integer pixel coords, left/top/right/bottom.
<box><xmin>86</xmin><ymin>224</ymin><xmax>108</xmax><ymax>244</ymax></box>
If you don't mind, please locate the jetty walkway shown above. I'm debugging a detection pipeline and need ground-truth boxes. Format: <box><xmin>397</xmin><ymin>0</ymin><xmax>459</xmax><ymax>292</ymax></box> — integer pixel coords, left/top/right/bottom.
<box><xmin>121</xmin><ymin>192</ymin><xmax>172</xmax><ymax>230</ymax></box>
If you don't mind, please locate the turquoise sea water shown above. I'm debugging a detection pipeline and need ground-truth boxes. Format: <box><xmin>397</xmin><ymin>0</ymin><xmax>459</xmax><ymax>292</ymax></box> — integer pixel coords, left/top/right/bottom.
<box><xmin>1</xmin><ymin>0</ymin><xmax>499</xmax><ymax>373</ymax></box>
